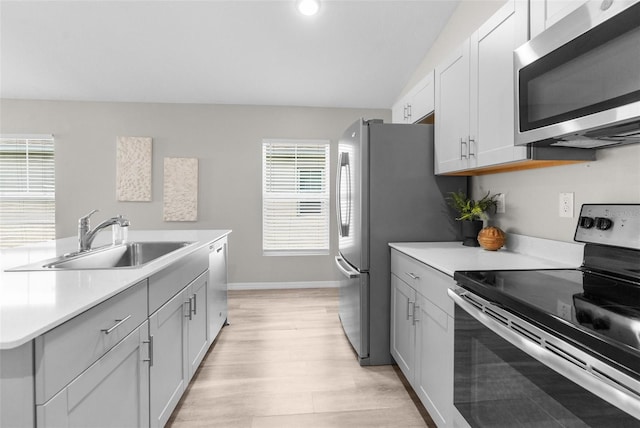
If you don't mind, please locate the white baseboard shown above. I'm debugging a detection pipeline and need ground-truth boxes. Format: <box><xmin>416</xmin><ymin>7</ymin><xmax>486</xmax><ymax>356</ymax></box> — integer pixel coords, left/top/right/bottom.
<box><xmin>228</xmin><ymin>280</ymin><xmax>341</xmax><ymax>291</ymax></box>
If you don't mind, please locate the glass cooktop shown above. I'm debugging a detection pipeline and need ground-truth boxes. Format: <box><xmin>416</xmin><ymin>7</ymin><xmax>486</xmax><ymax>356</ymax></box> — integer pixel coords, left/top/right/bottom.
<box><xmin>454</xmin><ymin>268</ymin><xmax>640</xmax><ymax>380</ymax></box>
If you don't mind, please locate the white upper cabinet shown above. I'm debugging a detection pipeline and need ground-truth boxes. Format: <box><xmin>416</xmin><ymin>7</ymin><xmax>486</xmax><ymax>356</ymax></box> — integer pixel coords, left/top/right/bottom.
<box><xmin>435</xmin><ymin>0</ymin><xmax>528</xmax><ymax>175</ymax></box>
<box><xmin>391</xmin><ymin>71</ymin><xmax>435</xmax><ymax>124</ymax></box>
<box><xmin>391</xmin><ymin>99</ymin><xmax>407</xmax><ymax>124</ymax></box>
<box><xmin>471</xmin><ymin>0</ymin><xmax>529</xmax><ymax>168</ymax></box>
<box><xmin>530</xmin><ymin>0</ymin><xmax>588</xmax><ymax>38</ymax></box>
<box><xmin>434</xmin><ymin>39</ymin><xmax>473</xmax><ymax>174</ymax></box>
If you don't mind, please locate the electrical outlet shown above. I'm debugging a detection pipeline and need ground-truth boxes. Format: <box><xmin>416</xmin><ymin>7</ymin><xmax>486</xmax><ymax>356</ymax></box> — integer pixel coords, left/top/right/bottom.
<box><xmin>559</xmin><ymin>192</ymin><xmax>574</xmax><ymax>218</ymax></box>
<box><xmin>496</xmin><ymin>193</ymin><xmax>506</xmax><ymax>214</ymax></box>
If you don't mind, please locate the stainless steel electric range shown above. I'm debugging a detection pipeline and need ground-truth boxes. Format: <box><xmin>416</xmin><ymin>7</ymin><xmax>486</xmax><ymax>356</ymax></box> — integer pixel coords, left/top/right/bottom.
<box><xmin>450</xmin><ymin>204</ymin><xmax>640</xmax><ymax>427</ymax></box>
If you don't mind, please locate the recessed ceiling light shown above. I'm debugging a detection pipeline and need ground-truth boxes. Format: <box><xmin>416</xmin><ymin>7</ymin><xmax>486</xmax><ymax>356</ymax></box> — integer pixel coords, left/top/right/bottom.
<box><xmin>297</xmin><ymin>0</ymin><xmax>320</xmax><ymax>16</ymax></box>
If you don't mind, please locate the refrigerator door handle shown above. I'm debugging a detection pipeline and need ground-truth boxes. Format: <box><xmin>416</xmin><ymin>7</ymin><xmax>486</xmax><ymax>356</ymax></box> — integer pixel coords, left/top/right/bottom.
<box><xmin>335</xmin><ymin>256</ymin><xmax>360</xmax><ymax>278</ymax></box>
<box><xmin>337</xmin><ymin>152</ymin><xmax>351</xmax><ymax>237</ymax></box>
<box><xmin>337</xmin><ymin>152</ymin><xmax>343</xmax><ymax>236</ymax></box>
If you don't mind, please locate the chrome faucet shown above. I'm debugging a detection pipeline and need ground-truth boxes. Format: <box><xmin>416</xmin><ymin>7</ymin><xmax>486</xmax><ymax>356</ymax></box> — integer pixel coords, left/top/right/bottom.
<box><xmin>78</xmin><ymin>210</ymin><xmax>131</xmax><ymax>252</ymax></box>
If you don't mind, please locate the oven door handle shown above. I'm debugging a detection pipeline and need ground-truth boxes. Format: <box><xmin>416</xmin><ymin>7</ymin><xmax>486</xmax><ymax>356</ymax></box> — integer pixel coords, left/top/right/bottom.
<box><xmin>448</xmin><ymin>287</ymin><xmax>640</xmax><ymax>419</ymax></box>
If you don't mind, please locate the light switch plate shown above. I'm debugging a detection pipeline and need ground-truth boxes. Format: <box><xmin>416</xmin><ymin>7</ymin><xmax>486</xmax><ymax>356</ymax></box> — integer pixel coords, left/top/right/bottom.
<box><xmin>559</xmin><ymin>192</ymin><xmax>574</xmax><ymax>218</ymax></box>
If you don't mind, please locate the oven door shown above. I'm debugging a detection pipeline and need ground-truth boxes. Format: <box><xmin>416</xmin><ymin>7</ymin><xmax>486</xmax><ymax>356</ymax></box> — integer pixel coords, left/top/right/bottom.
<box><xmin>448</xmin><ymin>287</ymin><xmax>640</xmax><ymax>427</ymax></box>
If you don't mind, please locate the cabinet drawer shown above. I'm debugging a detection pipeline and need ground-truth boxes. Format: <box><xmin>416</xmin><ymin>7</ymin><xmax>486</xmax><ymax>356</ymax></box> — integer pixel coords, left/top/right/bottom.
<box><xmin>149</xmin><ymin>245</ymin><xmax>208</xmax><ymax>315</ymax></box>
<box><xmin>35</xmin><ymin>280</ymin><xmax>148</xmax><ymax>405</ymax></box>
<box><xmin>391</xmin><ymin>250</ymin><xmax>424</xmax><ymax>288</ymax></box>
<box><xmin>391</xmin><ymin>250</ymin><xmax>454</xmax><ymax>317</ymax></box>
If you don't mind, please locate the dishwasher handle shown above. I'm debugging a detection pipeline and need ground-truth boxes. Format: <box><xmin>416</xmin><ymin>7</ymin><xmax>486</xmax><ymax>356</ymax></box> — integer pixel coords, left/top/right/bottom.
<box><xmin>335</xmin><ymin>256</ymin><xmax>360</xmax><ymax>279</ymax></box>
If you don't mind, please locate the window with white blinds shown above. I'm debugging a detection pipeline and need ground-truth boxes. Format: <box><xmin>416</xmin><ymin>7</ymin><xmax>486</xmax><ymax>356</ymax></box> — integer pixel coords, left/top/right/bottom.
<box><xmin>0</xmin><ymin>135</ymin><xmax>55</xmax><ymax>248</ymax></box>
<box><xmin>262</xmin><ymin>139</ymin><xmax>330</xmax><ymax>256</ymax></box>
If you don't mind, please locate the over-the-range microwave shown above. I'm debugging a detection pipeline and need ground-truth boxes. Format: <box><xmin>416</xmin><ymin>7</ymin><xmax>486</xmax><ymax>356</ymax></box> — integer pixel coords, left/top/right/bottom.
<box><xmin>515</xmin><ymin>0</ymin><xmax>640</xmax><ymax>149</ymax></box>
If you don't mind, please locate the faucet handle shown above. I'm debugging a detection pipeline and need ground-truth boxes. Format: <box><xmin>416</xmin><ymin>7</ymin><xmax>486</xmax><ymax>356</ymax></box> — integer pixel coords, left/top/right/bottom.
<box><xmin>79</xmin><ymin>209</ymin><xmax>99</xmax><ymax>225</ymax></box>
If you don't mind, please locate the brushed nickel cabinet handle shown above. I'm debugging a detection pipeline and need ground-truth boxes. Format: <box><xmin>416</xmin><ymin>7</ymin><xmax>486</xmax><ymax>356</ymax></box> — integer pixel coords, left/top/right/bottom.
<box><xmin>143</xmin><ymin>335</ymin><xmax>154</xmax><ymax>367</ymax></box>
<box><xmin>185</xmin><ymin>297</ymin><xmax>193</xmax><ymax>320</ymax></box>
<box><xmin>101</xmin><ymin>315</ymin><xmax>132</xmax><ymax>335</ymax></box>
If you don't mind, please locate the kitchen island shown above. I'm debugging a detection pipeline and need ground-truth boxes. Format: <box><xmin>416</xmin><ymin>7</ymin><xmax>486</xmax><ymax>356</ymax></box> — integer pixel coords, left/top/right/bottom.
<box><xmin>0</xmin><ymin>229</ymin><xmax>230</xmax><ymax>428</ymax></box>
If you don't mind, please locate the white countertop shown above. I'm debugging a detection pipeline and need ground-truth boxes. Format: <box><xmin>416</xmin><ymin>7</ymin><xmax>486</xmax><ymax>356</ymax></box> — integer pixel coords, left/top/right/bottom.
<box><xmin>389</xmin><ymin>234</ymin><xmax>584</xmax><ymax>277</ymax></box>
<box><xmin>0</xmin><ymin>229</ymin><xmax>231</xmax><ymax>350</ymax></box>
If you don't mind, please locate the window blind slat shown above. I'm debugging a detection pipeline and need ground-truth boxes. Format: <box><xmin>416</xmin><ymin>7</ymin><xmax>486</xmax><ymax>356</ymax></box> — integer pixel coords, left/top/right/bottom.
<box><xmin>0</xmin><ymin>137</ymin><xmax>55</xmax><ymax>248</ymax></box>
<box><xmin>263</xmin><ymin>140</ymin><xmax>330</xmax><ymax>255</ymax></box>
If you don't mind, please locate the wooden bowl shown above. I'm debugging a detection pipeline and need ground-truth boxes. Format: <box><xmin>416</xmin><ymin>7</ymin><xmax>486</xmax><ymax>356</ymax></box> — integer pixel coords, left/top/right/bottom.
<box><xmin>477</xmin><ymin>226</ymin><xmax>506</xmax><ymax>251</ymax></box>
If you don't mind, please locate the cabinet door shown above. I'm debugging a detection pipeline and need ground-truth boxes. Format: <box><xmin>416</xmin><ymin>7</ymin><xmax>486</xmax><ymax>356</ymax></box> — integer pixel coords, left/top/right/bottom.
<box><xmin>391</xmin><ymin>99</ymin><xmax>409</xmax><ymax>123</ymax></box>
<box><xmin>471</xmin><ymin>0</ymin><xmax>528</xmax><ymax>168</ymax></box>
<box><xmin>414</xmin><ymin>295</ymin><xmax>454</xmax><ymax>428</ymax></box>
<box><xmin>530</xmin><ymin>0</ymin><xmax>588</xmax><ymax>38</ymax></box>
<box><xmin>390</xmin><ymin>274</ymin><xmax>416</xmax><ymax>382</ymax></box>
<box><xmin>208</xmin><ymin>238</ymin><xmax>228</xmax><ymax>342</ymax></box>
<box><xmin>409</xmin><ymin>71</ymin><xmax>435</xmax><ymax>123</ymax></box>
<box><xmin>435</xmin><ymin>39</ymin><xmax>472</xmax><ymax>174</ymax></box>
<box><xmin>149</xmin><ymin>290</ymin><xmax>188</xmax><ymax>428</ymax></box>
<box><xmin>37</xmin><ymin>322</ymin><xmax>150</xmax><ymax>428</ymax></box>
<box><xmin>187</xmin><ymin>271</ymin><xmax>209</xmax><ymax>380</ymax></box>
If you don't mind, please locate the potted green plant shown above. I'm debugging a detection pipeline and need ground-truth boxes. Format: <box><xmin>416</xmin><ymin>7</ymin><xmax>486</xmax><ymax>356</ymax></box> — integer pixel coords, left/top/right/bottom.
<box><xmin>446</xmin><ymin>190</ymin><xmax>499</xmax><ymax>246</ymax></box>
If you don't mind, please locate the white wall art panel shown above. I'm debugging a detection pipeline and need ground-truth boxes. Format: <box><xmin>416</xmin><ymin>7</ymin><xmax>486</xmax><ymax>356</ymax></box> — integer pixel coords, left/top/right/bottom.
<box><xmin>163</xmin><ymin>157</ymin><xmax>198</xmax><ymax>221</ymax></box>
<box><xmin>116</xmin><ymin>136</ymin><xmax>152</xmax><ymax>201</ymax></box>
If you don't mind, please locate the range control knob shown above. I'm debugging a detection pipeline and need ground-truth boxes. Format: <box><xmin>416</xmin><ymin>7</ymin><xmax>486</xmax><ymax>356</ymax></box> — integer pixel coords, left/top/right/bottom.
<box><xmin>579</xmin><ymin>216</ymin><xmax>595</xmax><ymax>229</ymax></box>
<box><xmin>595</xmin><ymin>217</ymin><xmax>613</xmax><ymax>230</ymax></box>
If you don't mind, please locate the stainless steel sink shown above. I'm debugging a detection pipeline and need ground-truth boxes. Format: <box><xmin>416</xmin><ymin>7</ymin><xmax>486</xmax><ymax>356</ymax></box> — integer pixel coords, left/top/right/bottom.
<box><xmin>6</xmin><ymin>241</ymin><xmax>193</xmax><ymax>271</ymax></box>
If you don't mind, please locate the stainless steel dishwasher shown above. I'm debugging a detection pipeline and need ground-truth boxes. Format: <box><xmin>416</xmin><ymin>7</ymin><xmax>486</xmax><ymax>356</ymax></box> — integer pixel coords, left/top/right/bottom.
<box><xmin>208</xmin><ymin>236</ymin><xmax>228</xmax><ymax>342</ymax></box>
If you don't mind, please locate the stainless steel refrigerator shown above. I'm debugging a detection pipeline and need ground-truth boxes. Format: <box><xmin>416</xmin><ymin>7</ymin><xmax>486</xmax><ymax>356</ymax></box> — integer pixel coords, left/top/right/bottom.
<box><xmin>335</xmin><ymin>118</ymin><xmax>466</xmax><ymax>365</ymax></box>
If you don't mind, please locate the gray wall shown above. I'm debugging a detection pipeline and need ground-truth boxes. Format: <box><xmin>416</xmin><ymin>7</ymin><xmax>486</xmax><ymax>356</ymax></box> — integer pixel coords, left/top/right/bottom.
<box><xmin>0</xmin><ymin>99</ymin><xmax>390</xmax><ymax>284</ymax></box>
<box><xmin>399</xmin><ymin>0</ymin><xmax>640</xmax><ymax>243</ymax></box>
<box><xmin>473</xmin><ymin>146</ymin><xmax>640</xmax><ymax>241</ymax></box>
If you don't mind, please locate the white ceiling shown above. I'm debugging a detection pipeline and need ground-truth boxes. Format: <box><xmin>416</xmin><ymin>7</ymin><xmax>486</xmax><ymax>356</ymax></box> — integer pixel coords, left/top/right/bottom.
<box><xmin>0</xmin><ymin>1</ymin><xmax>459</xmax><ymax>109</ymax></box>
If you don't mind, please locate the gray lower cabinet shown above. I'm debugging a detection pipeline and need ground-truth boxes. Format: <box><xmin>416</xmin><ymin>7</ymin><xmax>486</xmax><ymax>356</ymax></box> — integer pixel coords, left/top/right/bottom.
<box><xmin>414</xmin><ymin>294</ymin><xmax>453</xmax><ymax>427</ymax></box>
<box><xmin>36</xmin><ymin>321</ymin><xmax>150</xmax><ymax>428</ymax></box>
<box><xmin>150</xmin><ymin>270</ymin><xmax>209</xmax><ymax>428</ymax></box>
<box><xmin>390</xmin><ymin>249</ymin><xmax>455</xmax><ymax>428</ymax></box>
<box><xmin>149</xmin><ymin>289</ymin><xmax>189</xmax><ymax>428</ymax></box>
<box><xmin>186</xmin><ymin>271</ymin><xmax>209</xmax><ymax>379</ymax></box>
<box><xmin>34</xmin><ymin>280</ymin><xmax>149</xmax><ymax>405</ymax></box>
<box><xmin>390</xmin><ymin>274</ymin><xmax>416</xmax><ymax>379</ymax></box>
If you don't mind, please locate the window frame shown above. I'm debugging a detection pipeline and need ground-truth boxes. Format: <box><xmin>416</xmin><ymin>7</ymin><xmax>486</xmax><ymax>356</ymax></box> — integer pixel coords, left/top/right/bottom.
<box><xmin>0</xmin><ymin>134</ymin><xmax>56</xmax><ymax>248</ymax></box>
<box><xmin>262</xmin><ymin>139</ymin><xmax>331</xmax><ymax>256</ymax></box>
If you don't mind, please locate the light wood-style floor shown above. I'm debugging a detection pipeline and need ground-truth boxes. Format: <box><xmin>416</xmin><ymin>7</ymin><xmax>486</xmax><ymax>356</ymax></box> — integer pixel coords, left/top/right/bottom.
<box><xmin>167</xmin><ymin>288</ymin><xmax>434</xmax><ymax>427</ymax></box>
